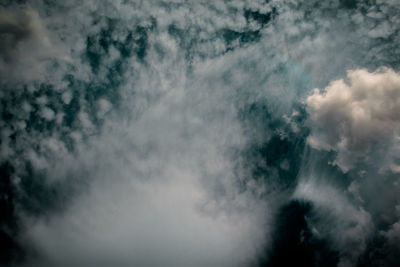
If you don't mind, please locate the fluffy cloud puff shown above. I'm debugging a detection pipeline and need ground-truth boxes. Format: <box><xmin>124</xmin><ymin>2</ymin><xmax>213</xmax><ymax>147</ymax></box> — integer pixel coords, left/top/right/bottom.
<box><xmin>306</xmin><ymin>67</ymin><xmax>400</xmax><ymax>172</ymax></box>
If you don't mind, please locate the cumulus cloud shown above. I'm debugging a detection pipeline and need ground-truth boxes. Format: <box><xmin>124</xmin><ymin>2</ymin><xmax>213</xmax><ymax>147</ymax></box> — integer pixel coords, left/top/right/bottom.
<box><xmin>306</xmin><ymin>68</ymin><xmax>400</xmax><ymax>172</ymax></box>
<box><xmin>302</xmin><ymin>66</ymin><xmax>400</xmax><ymax>266</ymax></box>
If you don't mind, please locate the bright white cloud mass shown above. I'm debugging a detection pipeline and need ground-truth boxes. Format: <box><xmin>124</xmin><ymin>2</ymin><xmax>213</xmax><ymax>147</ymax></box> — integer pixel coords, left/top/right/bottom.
<box><xmin>306</xmin><ymin>68</ymin><xmax>400</xmax><ymax>172</ymax></box>
<box><xmin>1</xmin><ymin>1</ymin><xmax>400</xmax><ymax>267</ymax></box>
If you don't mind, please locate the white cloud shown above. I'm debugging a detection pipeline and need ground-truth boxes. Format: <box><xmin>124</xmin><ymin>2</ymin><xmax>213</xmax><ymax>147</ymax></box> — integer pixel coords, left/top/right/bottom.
<box><xmin>27</xmin><ymin>164</ymin><xmax>267</xmax><ymax>267</ymax></box>
<box><xmin>306</xmin><ymin>68</ymin><xmax>400</xmax><ymax>172</ymax></box>
<box><xmin>61</xmin><ymin>91</ymin><xmax>73</xmax><ymax>105</ymax></box>
<box><xmin>41</xmin><ymin>107</ymin><xmax>55</xmax><ymax>121</ymax></box>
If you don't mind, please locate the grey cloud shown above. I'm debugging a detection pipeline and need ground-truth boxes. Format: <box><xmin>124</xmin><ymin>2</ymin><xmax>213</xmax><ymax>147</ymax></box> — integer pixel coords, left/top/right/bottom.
<box><xmin>383</xmin><ymin>221</ymin><xmax>400</xmax><ymax>264</ymax></box>
<box><xmin>0</xmin><ymin>6</ymin><xmax>69</xmax><ymax>84</ymax></box>
<box><xmin>294</xmin><ymin>179</ymin><xmax>375</xmax><ymax>267</ymax></box>
<box><xmin>21</xmin><ymin>53</ymin><xmax>272</xmax><ymax>266</ymax></box>
<box><xmin>12</xmin><ymin>5</ymin><xmax>280</xmax><ymax>265</ymax></box>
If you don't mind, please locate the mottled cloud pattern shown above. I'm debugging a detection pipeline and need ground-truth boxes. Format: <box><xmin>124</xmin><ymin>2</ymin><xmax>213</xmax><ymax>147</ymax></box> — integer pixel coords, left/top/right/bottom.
<box><xmin>0</xmin><ymin>1</ymin><xmax>400</xmax><ymax>267</ymax></box>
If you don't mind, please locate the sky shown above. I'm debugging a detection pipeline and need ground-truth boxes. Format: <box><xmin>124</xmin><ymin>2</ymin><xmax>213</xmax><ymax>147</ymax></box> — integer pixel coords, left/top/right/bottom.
<box><xmin>0</xmin><ymin>0</ymin><xmax>400</xmax><ymax>266</ymax></box>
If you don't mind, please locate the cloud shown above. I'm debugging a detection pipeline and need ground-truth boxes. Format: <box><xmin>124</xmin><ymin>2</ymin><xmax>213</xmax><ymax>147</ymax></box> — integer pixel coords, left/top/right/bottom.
<box><xmin>11</xmin><ymin>9</ymin><xmax>280</xmax><ymax>265</ymax></box>
<box><xmin>0</xmin><ymin>6</ymin><xmax>69</xmax><ymax>84</ymax></box>
<box><xmin>21</xmin><ymin>56</ymin><xmax>271</xmax><ymax>266</ymax></box>
<box><xmin>26</xmin><ymin>163</ymin><xmax>267</xmax><ymax>267</ymax></box>
<box><xmin>294</xmin><ymin>179</ymin><xmax>374</xmax><ymax>267</ymax></box>
<box><xmin>1</xmin><ymin>1</ymin><xmax>400</xmax><ymax>266</ymax></box>
<box><xmin>306</xmin><ymin>68</ymin><xmax>400</xmax><ymax>172</ymax></box>
<box><xmin>382</xmin><ymin>221</ymin><xmax>400</xmax><ymax>263</ymax></box>
<box><xmin>303</xmin><ymin>66</ymin><xmax>400</xmax><ymax>266</ymax></box>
